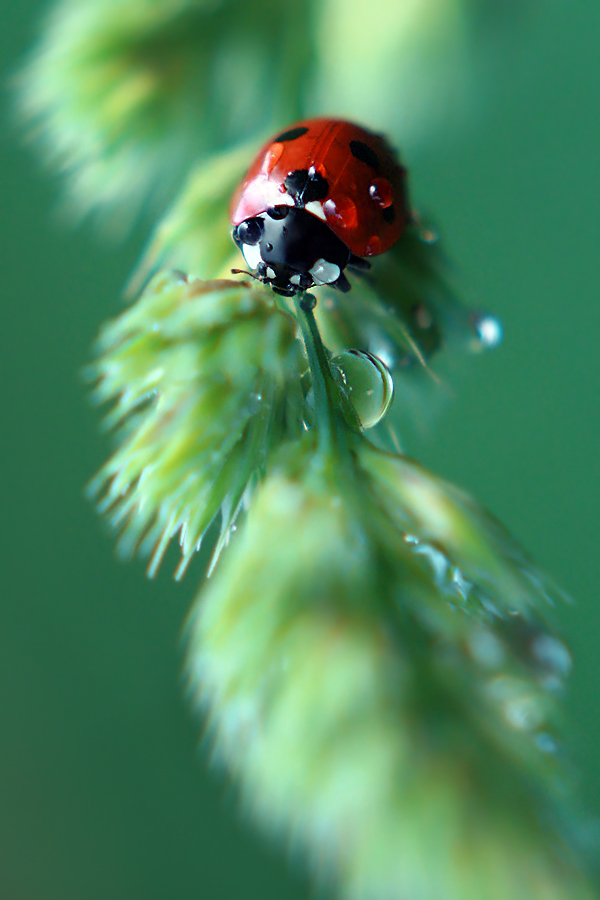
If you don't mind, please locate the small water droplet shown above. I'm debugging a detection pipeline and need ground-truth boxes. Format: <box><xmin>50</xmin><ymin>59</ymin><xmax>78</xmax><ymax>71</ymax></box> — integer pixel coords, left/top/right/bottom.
<box><xmin>151</xmin><ymin>270</ymin><xmax>188</xmax><ymax>294</ymax></box>
<box><xmin>412</xmin><ymin>303</ymin><xmax>434</xmax><ymax>330</ymax></box>
<box><xmin>324</xmin><ymin>196</ymin><xmax>358</xmax><ymax>229</ymax></box>
<box><xmin>504</xmin><ymin>693</ymin><xmax>545</xmax><ymax>731</ymax></box>
<box><xmin>171</xmin><ymin>270</ymin><xmax>189</xmax><ymax>284</ymax></box>
<box><xmin>368</xmin><ymin>178</ymin><xmax>394</xmax><ymax>209</ymax></box>
<box><xmin>540</xmin><ymin>674</ymin><xmax>563</xmax><ymax>693</ymax></box>
<box><xmin>365</xmin><ymin>235</ymin><xmax>382</xmax><ymax>255</ymax></box>
<box><xmin>412</xmin><ymin>542</ymin><xmax>449</xmax><ymax>587</ymax></box>
<box><xmin>248</xmin><ymin>392</ymin><xmax>264</xmax><ymax>414</ymax></box>
<box><xmin>536</xmin><ymin>732</ymin><xmax>558</xmax><ymax>754</ymax></box>
<box><xmin>472</xmin><ymin>313</ymin><xmax>503</xmax><ymax>350</ymax></box>
<box><xmin>419</xmin><ymin>228</ymin><xmax>439</xmax><ymax>244</ymax></box>
<box><xmin>531</xmin><ymin>634</ymin><xmax>572</xmax><ymax>675</ymax></box>
<box><xmin>300</xmin><ymin>294</ymin><xmax>317</xmax><ymax>311</ymax></box>
<box><xmin>468</xmin><ymin>627</ymin><xmax>505</xmax><ymax>668</ymax></box>
<box><xmin>332</xmin><ymin>349</ymin><xmax>394</xmax><ymax>429</ymax></box>
<box><xmin>480</xmin><ymin>597</ymin><xmax>502</xmax><ymax>618</ymax></box>
<box><xmin>450</xmin><ymin>567</ymin><xmax>472</xmax><ymax>601</ymax></box>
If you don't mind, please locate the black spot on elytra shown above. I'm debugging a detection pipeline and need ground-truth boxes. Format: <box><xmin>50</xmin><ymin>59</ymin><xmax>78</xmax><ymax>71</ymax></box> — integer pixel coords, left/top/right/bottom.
<box><xmin>349</xmin><ymin>140</ymin><xmax>380</xmax><ymax>169</ymax></box>
<box><xmin>274</xmin><ymin>126</ymin><xmax>309</xmax><ymax>143</ymax></box>
<box><xmin>382</xmin><ymin>205</ymin><xmax>396</xmax><ymax>224</ymax></box>
<box><xmin>284</xmin><ymin>168</ymin><xmax>329</xmax><ymax>206</ymax></box>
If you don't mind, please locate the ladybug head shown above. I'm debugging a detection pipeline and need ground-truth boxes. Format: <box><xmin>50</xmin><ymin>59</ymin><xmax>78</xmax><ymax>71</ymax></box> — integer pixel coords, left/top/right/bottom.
<box><xmin>232</xmin><ymin>205</ymin><xmax>352</xmax><ymax>297</ymax></box>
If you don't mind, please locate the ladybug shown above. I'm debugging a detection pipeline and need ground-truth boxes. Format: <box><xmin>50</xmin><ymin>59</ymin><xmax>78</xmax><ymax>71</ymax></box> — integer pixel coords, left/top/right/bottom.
<box><xmin>230</xmin><ymin>118</ymin><xmax>410</xmax><ymax>297</ymax></box>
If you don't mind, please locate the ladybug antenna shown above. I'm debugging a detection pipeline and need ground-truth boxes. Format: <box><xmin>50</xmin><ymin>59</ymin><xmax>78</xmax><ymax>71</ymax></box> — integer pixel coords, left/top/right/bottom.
<box><xmin>231</xmin><ymin>268</ymin><xmax>260</xmax><ymax>282</ymax></box>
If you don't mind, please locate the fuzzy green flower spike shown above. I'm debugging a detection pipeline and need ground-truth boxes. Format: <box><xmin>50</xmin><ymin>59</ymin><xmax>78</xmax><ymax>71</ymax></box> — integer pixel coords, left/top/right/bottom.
<box><xmin>188</xmin><ymin>453</ymin><xmax>593</xmax><ymax>900</ymax></box>
<box><xmin>184</xmin><ymin>301</ymin><xmax>595</xmax><ymax>900</ymax></box>
<box><xmin>88</xmin><ymin>271</ymin><xmax>304</xmax><ymax>577</ymax></box>
<box><xmin>89</xmin><ymin>267</ymin><xmax>595</xmax><ymax>899</ymax></box>
<box><xmin>17</xmin><ymin>0</ymin><xmax>316</xmax><ymax>226</ymax></box>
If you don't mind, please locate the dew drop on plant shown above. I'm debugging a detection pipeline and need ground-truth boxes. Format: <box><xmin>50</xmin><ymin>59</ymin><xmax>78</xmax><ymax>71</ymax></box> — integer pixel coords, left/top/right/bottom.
<box><xmin>468</xmin><ymin>627</ymin><xmax>505</xmax><ymax>669</ymax></box>
<box><xmin>472</xmin><ymin>312</ymin><xmax>503</xmax><ymax>350</ymax></box>
<box><xmin>333</xmin><ymin>349</ymin><xmax>394</xmax><ymax>429</ymax></box>
<box><xmin>536</xmin><ymin>732</ymin><xmax>558</xmax><ymax>754</ymax></box>
<box><xmin>419</xmin><ymin>227</ymin><xmax>439</xmax><ymax>244</ymax></box>
<box><xmin>530</xmin><ymin>634</ymin><xmax>572</xmax><ymax>676</ymax></box>
<box><xmin>300</xmin><ymin>293</ymin><xmax>317</xmax><ymax>311</ymax></box>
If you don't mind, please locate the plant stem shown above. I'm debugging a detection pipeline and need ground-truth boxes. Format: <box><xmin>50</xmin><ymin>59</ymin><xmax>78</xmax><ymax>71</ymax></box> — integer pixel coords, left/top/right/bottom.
<box><xmin>295</xmin><ymin>294</ymin><xmax>341</xmax><ymax>459</ymax></box>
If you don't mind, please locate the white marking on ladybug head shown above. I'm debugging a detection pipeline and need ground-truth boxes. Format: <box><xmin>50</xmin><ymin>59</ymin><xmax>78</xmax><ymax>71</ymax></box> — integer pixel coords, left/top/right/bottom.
<box><xmin>242</xmin><ymin>243</ymin><xmax>262</xmax><ymax>271</ymax></box>
<box><xmin>309</xmin><ymin>259</ymin><xmax>341</xmax><ymax>285</ymax></box>
<box><xmin>305</xmin><ymin>200</ymin><xmax>327</xmax><ymax>222</ymax></box>
<box><xmin>289</xmin><ymin>274</ymin><xmax>302</xmax><ymax>285</ymax></box>
<box><xmin>266</xmin><ymin>267</ymin><xmax>276</xmax><ymax>279</ymax></box>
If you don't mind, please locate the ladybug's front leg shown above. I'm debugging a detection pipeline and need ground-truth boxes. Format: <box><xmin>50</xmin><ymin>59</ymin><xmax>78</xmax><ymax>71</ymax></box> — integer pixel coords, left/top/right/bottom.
<box><xmin>347</xmin><ymin>254</ymin><xmax>371</xmax><ymax>271</ymax></box>
<box><xmin>334</xmin><ymin>272</ymin><xmax>351</xmax><ymax>293</ymax></box>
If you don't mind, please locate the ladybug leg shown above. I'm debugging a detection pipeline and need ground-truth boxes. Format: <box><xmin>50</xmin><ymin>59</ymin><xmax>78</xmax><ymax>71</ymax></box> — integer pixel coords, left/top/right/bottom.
<box><xmin>333</xmin><ymin>271</ymin><xmax>352</xmax><ymax>293</ymax></box>
<box><xmin>347</xmin><ymin>254</ymin><xmax>371</xmax><ymax>271</ymax></box>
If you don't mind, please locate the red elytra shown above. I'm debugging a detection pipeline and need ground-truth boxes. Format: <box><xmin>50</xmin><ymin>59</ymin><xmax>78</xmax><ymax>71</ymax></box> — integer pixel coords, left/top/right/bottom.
<box><xmin>230</xmin><ymin>118</ymin><xmax>409</xmax><ymax>258</ymax></box>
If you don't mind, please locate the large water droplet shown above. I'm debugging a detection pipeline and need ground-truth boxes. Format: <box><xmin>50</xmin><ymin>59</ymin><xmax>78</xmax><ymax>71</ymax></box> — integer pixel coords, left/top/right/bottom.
<box><xmin>333</xmin><ymin>349</ymin><xmax>394</xmax><ymax>429</ymax></box>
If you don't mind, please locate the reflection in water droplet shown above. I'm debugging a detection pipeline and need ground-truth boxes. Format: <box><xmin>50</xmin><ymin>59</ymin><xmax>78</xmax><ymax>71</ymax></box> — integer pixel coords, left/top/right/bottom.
<box><xmin>333</xmin><ymin>349</ymin><xmax>394</xmax><ymax>429</ymax></box>
<box><xmin>367</xmin><ymin>342</ymin><xmax>395</xmax><ymax>370</ymax></box>
<box><xmin>419</xmin><ymin>228</ymin><xmax>439</xmax><ymax>244</ymax></box>
<box><xmin>472</xmin><ymin>313</ymin><xmax>503</xmax><ymax>350</ymax></box>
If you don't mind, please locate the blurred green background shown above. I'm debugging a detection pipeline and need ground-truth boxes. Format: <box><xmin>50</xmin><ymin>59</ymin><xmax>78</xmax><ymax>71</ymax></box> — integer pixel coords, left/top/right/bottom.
<box><xmin>1</xmin><ymin>1</ymin><xmax>599</xmax><ymax>898</ymax></box>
